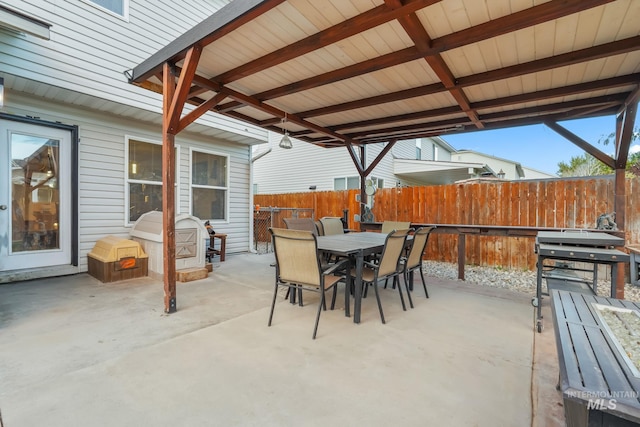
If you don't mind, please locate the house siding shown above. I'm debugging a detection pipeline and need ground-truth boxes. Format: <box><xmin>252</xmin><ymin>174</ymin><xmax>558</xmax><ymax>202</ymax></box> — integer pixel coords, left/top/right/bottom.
<box><xmin>253</xmin><ymin>135</ymin><xmax>433</xmax><ymax>194</ymax></box>
<box><xmin>5</xmin><ymin>91</ymin><xmax>251</xmax><ymax>275</ymax></box>
<box><xmin>1</xmin><ymin>0</ymin><xmax>261</xmax><ymax>138</ymax></box>
<box><xmin>0</xmin><ymin>0</ymin><xmax>267</xmax><ymax>280</ymax></box>
<box><xmin>1</xmin><ymin>0</ymin><xmax>223</xmax><ymax>106</ymax></box>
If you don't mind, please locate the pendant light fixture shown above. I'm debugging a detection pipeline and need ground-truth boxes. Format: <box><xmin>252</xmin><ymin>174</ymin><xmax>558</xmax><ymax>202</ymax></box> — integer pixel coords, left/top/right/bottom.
<box><xmin>279</xmin><ymin>112</ymin><xmax>293</xmax><ymax>149</ymax></box>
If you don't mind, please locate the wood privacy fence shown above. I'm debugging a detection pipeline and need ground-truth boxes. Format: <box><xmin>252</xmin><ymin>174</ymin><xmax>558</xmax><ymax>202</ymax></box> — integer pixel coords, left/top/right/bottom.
<box><xmin>255</xmin><ymin>176</ymin><xmax>640</xmax><ymax>271</ymax></box>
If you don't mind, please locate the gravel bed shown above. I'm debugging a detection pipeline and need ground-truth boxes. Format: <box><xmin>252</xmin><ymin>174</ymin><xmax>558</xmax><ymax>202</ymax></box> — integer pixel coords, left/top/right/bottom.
<box><xmin>422</xmin><ymin>260</ymin><xmax>640</xmax><ymax>303</ymax></box>
<box><xmin>597</xmin><ymin>307</ymin><xmax>640</xmax><ymax>372</ymax></box>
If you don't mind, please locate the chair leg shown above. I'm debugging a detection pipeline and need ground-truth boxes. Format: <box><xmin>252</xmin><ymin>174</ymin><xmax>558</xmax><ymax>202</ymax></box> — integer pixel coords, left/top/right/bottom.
<box><xmin>395</xmin><ymin>276</ymin><xmax>407</xmax><ymax>311</ymax></box>
<box><xmin>330</xmin><ymin>284</ymin><xmax>338</xmax><ymax>310</ymax></box>
<box><xmin>313</xmin><ymin>290</ymin><xmax>325</xmax><ymax>339</ymax></box>
<box><xmin>420</xmin><ymin>268</ymin><xmax>429</xmax><ymax>298</ymax></box>
<box><xmin>268</xmin><ymin>283</ymin><xmax>280</xmax><ymax>326</ymax></box>
<box><xmin>372</xmin><ymin>281</ymin><xmax>386</xmax><ymax>324</ymax></box>
<box><xmin>298</xmin><ymin>286</ymin><xmax>304</xmax><ymax>306</ymax></box>
<box><xmin>403</xmin><ymin>273</ymin><xmax>414</xmax><ymax>309</ymax></box>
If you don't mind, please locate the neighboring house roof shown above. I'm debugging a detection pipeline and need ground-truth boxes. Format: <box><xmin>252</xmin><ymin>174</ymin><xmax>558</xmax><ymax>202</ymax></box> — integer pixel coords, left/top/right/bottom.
<box><xmin>430</xmin><ymin>136</ymin><xmax>457</xmax><ymax>154</ymax></box>
<box><xmin>521</xmin><ymin>166</ymin><xmax>558</xmax><ymax>180</ymax></box>
<box><xmin>393</xmin><ymin>159</ymin><xmax>493</xmax><ymax>186</ymax></box>
<box><xmin>454</xmin><ymin>150</ymin><xmax>525</xmax><ymax>178</ymax></box>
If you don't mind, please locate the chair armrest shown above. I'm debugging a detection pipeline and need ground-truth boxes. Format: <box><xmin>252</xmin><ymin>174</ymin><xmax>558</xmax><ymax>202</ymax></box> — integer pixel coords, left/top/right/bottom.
<box><xmin>323</xmin><ymin>258</ymin><xmax>350</xmax><ymax>275</ymax></box>
<box><xmin>362</xmin><ymin>260</ymin><xmax>381</xmax><ymax>269</ymax></box>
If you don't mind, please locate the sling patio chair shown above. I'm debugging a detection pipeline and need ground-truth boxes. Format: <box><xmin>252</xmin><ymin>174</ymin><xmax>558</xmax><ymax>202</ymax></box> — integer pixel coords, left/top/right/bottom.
<box><xmin>402</xmin><ymin>226</ymin><xmax>435</xmax><ymax>306</ymax></box>
<box><xmin>268</xmin><ymin>228</ymin><xmax>349</xmax><ymax>339</ymax></box>
<box><xmin>349</xmin><ymin>229</ymin><xmax>410</xmax><ymax>323</ymax></box>
<box><xmin>381</xmin><ymin>221</ymin><xmax>411</xmax><ymax>234</ymax></box>
<box><xmin>282</xmin><ymin>217</ymin><xmax>319</xmax><ymax>304</ymax></box>
<box><xmin>283</xmin><ymin>217</ymin><xmax>317</xmax><ymax>234</ymax></box>
<box><xmin>320</xmin><ymin>217</ymin><xmax>345</xmax><ymax>235</ymax></box>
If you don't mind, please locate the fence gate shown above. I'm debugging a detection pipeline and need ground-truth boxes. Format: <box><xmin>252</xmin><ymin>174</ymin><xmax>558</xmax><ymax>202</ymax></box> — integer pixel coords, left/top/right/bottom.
<box><xmin>253</xmin><ymin>207</ymin><xmax>314</xmax><ymax>254</ymax></box>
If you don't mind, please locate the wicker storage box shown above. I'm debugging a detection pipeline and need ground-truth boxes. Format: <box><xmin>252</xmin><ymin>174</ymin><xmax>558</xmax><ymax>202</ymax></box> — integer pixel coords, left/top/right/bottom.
<box><xmin>88</xmin><ymin>236</ymin><xmax>148</xmax><ymax>282</ymax></box>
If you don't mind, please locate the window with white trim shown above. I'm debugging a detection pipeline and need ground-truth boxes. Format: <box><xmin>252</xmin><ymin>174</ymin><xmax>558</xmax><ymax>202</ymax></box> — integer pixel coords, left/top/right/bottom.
<box><xmin>191</xmin><ymin>149</ymin><xmax>228</xmax><ymax>221</ymax></box>
<box><xmin>334</xmin><ymin>176</ymin><xmax>383</xmax><ymax>190</ymax></box>
<box><xmin>126</xmin><ymin>138</ymin><xmax>176</xmax><ymax>224</ymax></box>
<box><xmin>87</xmin><ymin>0</ymin><xmax>128</xmax><ymax>17</ymax></box>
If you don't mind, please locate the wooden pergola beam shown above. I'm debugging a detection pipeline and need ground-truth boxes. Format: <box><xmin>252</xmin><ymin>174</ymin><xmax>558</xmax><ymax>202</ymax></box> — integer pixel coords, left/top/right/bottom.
<box><xmin>162</xmin><ymin>62</ymin><xmax>177</xmax><ymax>314</ymax></box>
<box><xmin>215</xmin><ymin>0</ymin><xmax>611</xmax><ymax>114</ymax></box>
<box><xmin>213</xmin><ymin>0</ymin><xmax>441</xmax><ymax>84</ymax></box>
<box><xmin>615</xmin><ymin>102</ymin><xmax>637</xmax><ymax>169</ymax></box>
<box><xmin>390</xmin><ymin>0</ymin><xmax>483</xmax><ymax>129</ymax></box>
<box><xmin>611</xmin><ymin>101</ymin><xmax>637</xmax><ymax>298</ymax></box>
<box><xmin>544</xmin><ymin>121</ymin><xmax>615</xmax><ymax>169</ymax></box>
<box><xmin>296</xmin><ymin>36</ymin><xmax>640</xmax><ymax>119</ymax></box>
<box><xmin>166</xmin><ymin>45</ymin><xmax>201</xmax><ymax>133</ymax></box>
<box><xmin>328</xmin><ymin>75</ymin><xmax>637</xmax><ymax>133</ymax></box>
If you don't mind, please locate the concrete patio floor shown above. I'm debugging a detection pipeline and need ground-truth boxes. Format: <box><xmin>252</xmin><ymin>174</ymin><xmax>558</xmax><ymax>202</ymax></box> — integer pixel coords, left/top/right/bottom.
<box><xmin>0</xmin><ymin>253</ymin><xmax>564</xmax><ymax>426</ymax></box>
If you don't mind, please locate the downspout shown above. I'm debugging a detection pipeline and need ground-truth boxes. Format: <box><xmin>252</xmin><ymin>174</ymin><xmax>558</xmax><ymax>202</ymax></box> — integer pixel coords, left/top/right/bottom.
<box><xmin>250</xmin><ymin>144</ymin><xmax>272</xmax><ymax>253</ymax></box>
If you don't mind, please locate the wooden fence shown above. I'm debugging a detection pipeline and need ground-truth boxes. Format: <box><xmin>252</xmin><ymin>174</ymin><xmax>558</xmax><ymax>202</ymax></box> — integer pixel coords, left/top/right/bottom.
<box><xmin>255</xmin><ymin>176</ymin><xmax>640</xmax><ymax>271</ymax></box>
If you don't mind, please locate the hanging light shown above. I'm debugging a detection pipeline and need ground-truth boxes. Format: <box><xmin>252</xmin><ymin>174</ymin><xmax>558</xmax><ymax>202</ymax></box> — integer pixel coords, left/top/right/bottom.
<box><xmin>279</xmin><ymin>113</ymin><xmax>293</xmax><ymax>149</ymax></box>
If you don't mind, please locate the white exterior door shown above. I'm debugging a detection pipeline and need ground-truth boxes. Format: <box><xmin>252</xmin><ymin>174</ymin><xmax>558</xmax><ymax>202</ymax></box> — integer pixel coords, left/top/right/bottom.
<box><xmin>0</xmin><ymin>120</ymin><xmax>72</xmax><ymax>271</ymax></box>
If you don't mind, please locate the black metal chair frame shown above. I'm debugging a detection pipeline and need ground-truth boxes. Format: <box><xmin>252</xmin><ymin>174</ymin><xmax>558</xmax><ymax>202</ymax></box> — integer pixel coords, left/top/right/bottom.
<box><xmin>269</xmin><ymin>228</ymin><xmax>349</xmax><ymax>339</ymax></box>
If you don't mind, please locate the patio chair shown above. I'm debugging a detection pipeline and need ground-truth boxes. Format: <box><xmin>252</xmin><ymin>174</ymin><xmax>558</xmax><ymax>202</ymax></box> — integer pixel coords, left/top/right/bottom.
<box><xmin>349</xmin><ymin>229</ymin><xmax>410</xmax><ymax>323</ymax></box>
<box><xmin>283</xmin><ymin>217</ymin><xmax>317</xmax><ymax>234</ymax></box>
<box><xmin>269</xmin><ymin>228</ymin><xmax>349</xmax><ymax>339</ymax></box>
<box><xmin>381</xmin><ymin>221</ymin><xmax>411</xmax><ymax>234</ymax></box>
<box><xmin>402</xmin><ymin>226</ymin><xmax>435</xmax><ymax>303</ymax></box>
<box><xmin>320</xmin><ymin>217</ymin><xmax>344</xmax><ymax>235</ymax></box>
<box><xmin>282</xmin><ymin>217</ymin><xmax>319</xmax><ymax>303</ymax></box>
<box><xmin>314</xmin><ymin>220</ymin><xmax>324</xmax><ymax>236</ymax></box>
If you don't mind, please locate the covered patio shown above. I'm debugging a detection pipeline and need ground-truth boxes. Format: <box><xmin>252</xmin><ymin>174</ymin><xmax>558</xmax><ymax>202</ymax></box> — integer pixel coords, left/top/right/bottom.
<box><xmin>127</xmin><ymin>0</ymin><xmax>639</xmax><ymax>313</ymax></box>
<box><xmin>0</xmin><ymin>252</ymin><xmax>562</xmax><ymax>426</ymax></box>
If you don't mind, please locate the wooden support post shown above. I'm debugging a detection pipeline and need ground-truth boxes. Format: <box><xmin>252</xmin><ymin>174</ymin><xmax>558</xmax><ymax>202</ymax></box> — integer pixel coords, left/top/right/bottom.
<box><xmin>612</xmin><ymin>102</ymin><xmax>636</xmax><ymax>299</ymax></box>
<box><xmin>614</xmin><ymin>168</ymin><xmax>626</xmax><ymax>299</ymax></box>
<box><xmin>458</xmin><ymin>234</ymin><xmax>466</xmax><ymax>280</ymax></box>
<box><xmin>162</xmin><ymin>62</ymin><xmax>177</xmax><ymax>313</ymax></box>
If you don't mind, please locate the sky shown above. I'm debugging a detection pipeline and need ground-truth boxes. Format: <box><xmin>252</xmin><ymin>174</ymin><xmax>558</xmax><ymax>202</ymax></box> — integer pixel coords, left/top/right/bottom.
<box><xmin>443</xmin><ymin>115</ymin><xmax>640</xmax><ymax>176</ymax></box>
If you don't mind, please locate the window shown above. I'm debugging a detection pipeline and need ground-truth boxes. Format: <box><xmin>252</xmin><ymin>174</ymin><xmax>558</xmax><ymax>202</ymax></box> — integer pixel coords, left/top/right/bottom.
<box><xmin>87</xmin><ymin>0</ymin><xmax>127</xmax><ymax>17</ymax></box>
<box><xmin>334</xmin><ymin>176</ymin><xmax>383</xmax><ymax>190</ymax></box>
<box><xmin>126</xmin><ymin>138</ymin><xmax>176</xmax><ymax>224</ymax></box>
<box><xmin>191</xmin><ymin>149</ymin><xmax>228</xmax><ymax>221</ymax></box>
<box><xmin>416</xmin><ymin>145</ymin><xmax>422</xmax><ymax>160</ymax></box>
<box><xmin>334</xmin><ymin>176</ymin><xmax>359</xmax><ymax>190</ymax></box>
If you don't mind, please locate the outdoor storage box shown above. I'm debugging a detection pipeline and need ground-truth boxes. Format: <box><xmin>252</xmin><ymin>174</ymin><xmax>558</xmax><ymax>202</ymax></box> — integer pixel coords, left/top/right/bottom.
<box><xmin>88</xmin><ymin>235</ymin><xmax>148</xmax><ymax>282</ymax></box>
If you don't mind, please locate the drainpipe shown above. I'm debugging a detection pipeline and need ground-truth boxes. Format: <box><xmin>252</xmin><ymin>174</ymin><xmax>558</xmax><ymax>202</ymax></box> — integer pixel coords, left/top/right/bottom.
<box><xmin>250</xmin><ymin>146</ymin><xmax>272</xmax><ymax>253</ymax></box>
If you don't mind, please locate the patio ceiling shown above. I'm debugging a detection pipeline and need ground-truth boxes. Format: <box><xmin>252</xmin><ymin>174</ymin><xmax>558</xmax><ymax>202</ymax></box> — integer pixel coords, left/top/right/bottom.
<box><xmin>129</xmin><ymin>0</ymin><xmax>640</xmax><ymax>152</ymax></box>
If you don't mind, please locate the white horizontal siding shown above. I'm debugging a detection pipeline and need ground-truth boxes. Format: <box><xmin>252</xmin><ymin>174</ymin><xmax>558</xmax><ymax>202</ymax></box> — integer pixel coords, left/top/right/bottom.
<box><xmin>1</xmin><ymin>0</ymin><xmax>223</xmax><ymax>97</ymax></box>
<box><xmin>1</xmin><ymin>1</ymin><xmax>266</xmax><ymax>139</ymax></box>
<box><xmin>7</xmin><ymin>91</ymin><xmax>252</xmax><ymax>273</ymax></box>
<box><xmin>253</xmin><ymin>135</ymin><xmax>433</xmax><ymax>194</ymax></box>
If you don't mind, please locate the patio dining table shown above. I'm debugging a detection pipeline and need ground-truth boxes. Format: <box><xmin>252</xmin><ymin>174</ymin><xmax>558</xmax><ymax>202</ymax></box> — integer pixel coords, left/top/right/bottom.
<box><xmin>316</xmin><ymin>232</ymin><xmax>393</xmax><ymax>324</ymax></box>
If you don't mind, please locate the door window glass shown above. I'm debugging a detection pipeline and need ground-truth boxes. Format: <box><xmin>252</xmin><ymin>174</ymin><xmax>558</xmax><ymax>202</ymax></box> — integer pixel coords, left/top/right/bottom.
<box><xmin>11</xmin><ymin>135</ymin><xmax>60</xmax><ymax>252</ymax></box>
